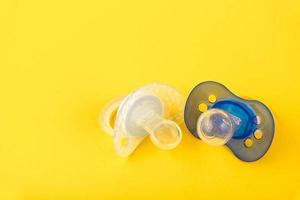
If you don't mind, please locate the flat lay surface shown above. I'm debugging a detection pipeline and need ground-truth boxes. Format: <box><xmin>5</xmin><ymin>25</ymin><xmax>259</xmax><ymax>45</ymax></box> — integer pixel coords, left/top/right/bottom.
<box><xmin>0</xmin><ymin>0</ymin><xmax>300</xmax><ymax>199</ymax></box>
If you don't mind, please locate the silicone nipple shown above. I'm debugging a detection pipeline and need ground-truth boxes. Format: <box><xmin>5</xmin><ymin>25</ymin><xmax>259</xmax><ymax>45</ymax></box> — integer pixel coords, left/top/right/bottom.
<box><xmin>197</xmin><ymin>109</ymin><xmax>234</xmax><ymax>146</ymax></box>
<box><xmin>100</xmin><ymin>83</ymin><xmax>184</xmax><ymax>157</ymax></box>
<box><xmin>137</xmin><ymin>111</ymin><xmax>182</xmax><ymax>150</ymax></box>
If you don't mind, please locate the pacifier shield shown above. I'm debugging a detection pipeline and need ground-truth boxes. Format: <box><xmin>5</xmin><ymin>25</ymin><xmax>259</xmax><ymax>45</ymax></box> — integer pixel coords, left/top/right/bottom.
<box><xmin>184</xmin><ymin>81</ymin><xmax>275</xmax><ymax>162</ymax></box>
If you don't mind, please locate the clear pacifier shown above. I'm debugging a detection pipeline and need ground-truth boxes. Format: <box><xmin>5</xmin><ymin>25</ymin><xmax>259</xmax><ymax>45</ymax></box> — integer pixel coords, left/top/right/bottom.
<box><xmin>100</xmin><ymin>83</ymin><xmax>184</xmax><ymax>157</ymax></box>
<box><xmin>184</xmin><ymin>81</ymin><xmax>275</xmax><ymax>162</ymax></box>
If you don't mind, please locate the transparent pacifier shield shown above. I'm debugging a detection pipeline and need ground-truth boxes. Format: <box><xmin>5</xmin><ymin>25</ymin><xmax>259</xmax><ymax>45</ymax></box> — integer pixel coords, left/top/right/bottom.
<box><xmin>125</xmin><ymin>95</ymin><xmax>163</xmax><ymax>137</ymax></box>
<box><xmin>197</xmin><ymin>109</ymin><xmax>234</xmax><ymax>146</ymax></box>
<box><xmin>144</xmin><ymin>83</ymin><xmax>184</xmax><ymax>124</ymax></box>
<box><xmin>114</xmin><ymin>83</ymin><xmax>184</xmax><ymax>157</ymax></box>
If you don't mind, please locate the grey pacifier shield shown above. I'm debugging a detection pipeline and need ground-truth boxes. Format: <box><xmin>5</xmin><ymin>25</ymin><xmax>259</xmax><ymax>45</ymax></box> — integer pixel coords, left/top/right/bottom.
<box><xmin>184</xmin><ymin>81</ymin><xmax>275</xmax><ymax>162</ymax></box>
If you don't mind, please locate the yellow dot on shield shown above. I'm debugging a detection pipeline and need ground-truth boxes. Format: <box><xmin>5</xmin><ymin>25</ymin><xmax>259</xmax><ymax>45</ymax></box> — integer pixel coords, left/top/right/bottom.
<box><xmin>244</xmin><ymin>138</ymin><xmax>253</xmax><ymax>148</ymax></box>
<box><xmin>254</xmin><ymin>130</ymin><xmax>263</xmax><ymax>140</ymax></box>
<box><xmin>208</xmin><ymin>95</ymin><xmax>217</xmax><ymax>103</ymax></box>
<box><xmin>198</xmin><ymin>103</ymin><xmax>208</xmax><ymax>112</ymax></box>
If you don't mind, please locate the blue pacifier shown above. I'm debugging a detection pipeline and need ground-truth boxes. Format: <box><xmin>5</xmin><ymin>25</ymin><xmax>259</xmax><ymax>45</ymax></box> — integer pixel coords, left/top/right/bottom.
<box><xmin>184</xmin><ymin>81</ymin><xmax>275</xmax><ymax>162</ymax></box>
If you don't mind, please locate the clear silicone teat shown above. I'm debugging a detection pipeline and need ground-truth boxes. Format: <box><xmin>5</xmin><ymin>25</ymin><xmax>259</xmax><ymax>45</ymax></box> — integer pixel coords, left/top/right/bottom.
<box><xmin>197</xmin><ymin>109</ymin><xmax>234</xmax><ymax>146</ymax></box>
<box><xmin>136</xmin><ymin>111</ymin><xmax>182</xmax><ymax>150</ymax></box>
<box><xmin>100</xmin><ymin>83</ymin><xmax>184</xmax><ymax>157</ymax></box>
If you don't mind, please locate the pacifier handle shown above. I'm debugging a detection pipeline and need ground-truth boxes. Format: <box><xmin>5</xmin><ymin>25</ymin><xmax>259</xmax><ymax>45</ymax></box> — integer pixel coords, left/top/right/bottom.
<box><xmin>99</xmin><ymin>97</ymin><xmax>124</xmax><ymax>136</ymax></box>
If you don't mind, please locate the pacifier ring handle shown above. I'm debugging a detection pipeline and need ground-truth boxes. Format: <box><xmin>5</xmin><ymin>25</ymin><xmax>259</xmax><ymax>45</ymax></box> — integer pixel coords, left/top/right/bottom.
<box><xmin>114</xmin><ymin>133</ymin><xmax>145</xmax><ymax>157</ymax></box>
<box><xmin>99</xmin><ymin>97</ymin><xmax>124</xmax><ymax>136</ymax></box>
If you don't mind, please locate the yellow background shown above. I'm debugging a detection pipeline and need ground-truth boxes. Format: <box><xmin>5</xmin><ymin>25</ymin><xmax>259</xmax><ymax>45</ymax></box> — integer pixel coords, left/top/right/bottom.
<box><xmin>1</xmin><ymin>0</ymin><xmax>300</xmax><ymax>199</ymax></box>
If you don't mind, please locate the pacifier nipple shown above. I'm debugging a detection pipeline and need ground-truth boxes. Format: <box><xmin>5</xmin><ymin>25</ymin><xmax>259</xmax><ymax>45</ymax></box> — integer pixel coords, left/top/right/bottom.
<box><xmin>137</xmin><ymin>112</ymin><xmax>182</xmax><ymax>150</ymax></box>
<box><xmin>197</xmin><ymin>109</ymin><xmax>234</xmax><ymax>146</ymax></box>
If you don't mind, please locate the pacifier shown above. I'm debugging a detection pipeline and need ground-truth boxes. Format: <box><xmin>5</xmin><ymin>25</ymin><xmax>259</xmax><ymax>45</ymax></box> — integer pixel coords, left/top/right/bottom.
<box><xmin>184</xmin><ymin>81</ymin><xmax>275</xmax><ymax>162</ymax></box>
<box><xmin>100</xmin><ymin>83</ymin><xmax>184</xmax><ymax>157</ymax></box>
